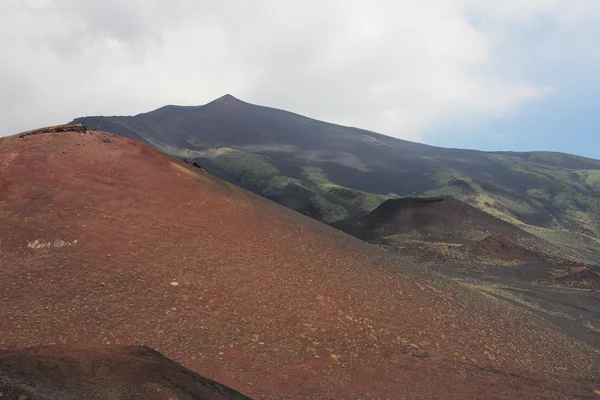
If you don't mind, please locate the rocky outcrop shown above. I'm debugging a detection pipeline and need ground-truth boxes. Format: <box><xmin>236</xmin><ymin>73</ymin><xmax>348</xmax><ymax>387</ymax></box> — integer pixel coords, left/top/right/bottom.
<box><xmin>18</xmin><ymin>124</ymin><xmax>87</xmax><ymax>138</ymax></box>
<box><xmin>0</xmin><ymin>345</ymin><xmax>252</xmax><ymax>400</ymax></box>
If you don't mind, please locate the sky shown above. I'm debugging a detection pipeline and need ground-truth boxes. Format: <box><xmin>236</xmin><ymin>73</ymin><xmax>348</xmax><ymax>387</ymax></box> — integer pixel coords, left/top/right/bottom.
<box><xmin>1</xmin><ymin>0</ymin><xmax>599</xmax><ymax>158</ymax></box>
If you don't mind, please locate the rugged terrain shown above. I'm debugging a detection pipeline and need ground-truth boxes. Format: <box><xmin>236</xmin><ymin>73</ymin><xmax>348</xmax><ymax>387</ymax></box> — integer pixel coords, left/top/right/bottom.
<box><xmin>333</xmin><ymin>195</ymin><xmax>600</xmax><ymax>349</ymax></box>
<box><xmin>1</xmin><ymin>127</ymin><xmax>600</xmax><ymax>398</ymax></box>
<box><xmin>72</xmin><ymin>95</ymin><xmax>600</xmax><ymax>250</ymax></box>
<box><xmin>331</xmin><ymin>196</ymin><xmax>533</xmax><ymax>242</ymax></box>
<box><xmin>0</xmin><ymin>344</ymin><xmax>251</xmax><ymax>400</ymax></box>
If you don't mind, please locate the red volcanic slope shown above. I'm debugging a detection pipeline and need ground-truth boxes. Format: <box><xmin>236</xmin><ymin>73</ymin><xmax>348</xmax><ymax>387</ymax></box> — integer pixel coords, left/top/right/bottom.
<box><xmin>0</xmin><ymin>344</ymin><xmax>251</xmax><ymax>400</ymax></box>
<box><xmin>1</xmin><ymin>129</ymin><xmax>599</xmax><ymax>399</ymax></box>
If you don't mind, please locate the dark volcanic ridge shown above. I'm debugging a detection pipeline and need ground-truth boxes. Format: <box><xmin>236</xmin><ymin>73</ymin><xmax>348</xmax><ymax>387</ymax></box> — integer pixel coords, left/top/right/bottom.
<box><xmin>462</xmin><ymin>234</ymin><xmax>548</xmax><ymax>264</ymax></box>
<box><xmin>0</xmin><ymin>345</ymin><xmax>251</xmax><ymax>400</ymax></box>
<box><xmin>332</xmin><ymin>195</ymin><xmax>532</xmax><ymax>242</ymax></box>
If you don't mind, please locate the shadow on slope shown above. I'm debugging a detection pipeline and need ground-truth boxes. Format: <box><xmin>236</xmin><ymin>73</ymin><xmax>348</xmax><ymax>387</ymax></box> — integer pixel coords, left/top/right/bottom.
<box><xmin>0</xmin><ymin>345</ymin><xmax>251</xmax><ymax>400</ymax></box>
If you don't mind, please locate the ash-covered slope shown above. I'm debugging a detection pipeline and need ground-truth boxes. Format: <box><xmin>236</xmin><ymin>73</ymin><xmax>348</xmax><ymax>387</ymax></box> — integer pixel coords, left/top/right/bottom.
<box><xmin>1</xmin><ymin>127</ymin><xmax>599</xmax><ymax>399</ymax></box>
<box><xmin>463</xmin><ymin>234</ymin><xmax>546</xmax><ymax>263</ymax></box>
<box><xmin>331</xmin><ymin>195</ymin><xmax>532</xmax><ymax>242</ymax></box>
<box><xmin>543</xmin><ymin>266</ymin><xmax>600</xmax><ymax>290</ymax></box>
<box><xmin>0</xmin><ymin>345</ymin><xmax>251</xmax><ymax>400</ymax></box>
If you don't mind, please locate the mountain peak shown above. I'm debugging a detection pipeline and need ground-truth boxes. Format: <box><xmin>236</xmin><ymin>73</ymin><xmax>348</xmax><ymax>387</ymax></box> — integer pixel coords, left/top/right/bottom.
<box><xmin>204</xmin><ymin>94</ymin><xmax>246</xmax><ymax>110</ymax></box>
<box><xmin>214</xmin><ymin>93</ymin><xmax>240</xmax><ymax>103</ymax></box>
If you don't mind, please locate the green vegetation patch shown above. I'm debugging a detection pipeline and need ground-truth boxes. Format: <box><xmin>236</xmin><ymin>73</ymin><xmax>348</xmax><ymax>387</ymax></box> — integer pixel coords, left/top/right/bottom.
<box><xmin>213</xmin><ymin>148</ymin><xmax>280</xmax><ymax>185</ymax></box>
<box><xmin>526</xmin><ymin>188</ymin><xmax>551</xmax><ymax>202</ymax></box>
<box><xmin>527</xmin><ymin>151</ymin><xmax>600</xmax><ymax>168</ymax></box>
<box><xmin>485</xmin><ymin>154</ymin><xmax>600</xmax><ymax>237</ymax></box>
<box><xmin>302</xmin><ymin>166</ymin><xmax>330</xmax><ymax>186</ymax></box>
<box><xmin>302</xmin><ymin>166</ymin><xmax>388</xmax><ymax>212</ymax></box>
<box><xmin>264</xmin><ymin>176</ymin><xmax>306</xmax><ymax>193</ymax></box>
<box><xmin>185</xmin><ymin>137</ymin><xmax>228</xmax><ymax>150</ymax></box>
<box><xmin>313</xmin><ymin>195</ymin><xmax>350</xmax><ymax>223</ymax></box>
<box><xmin>575</xmin><ymin>170</ymin><xmax>600</xmax><ymax>193</ymax></box>
<box><xmin>429</xmin><ymin>169</ymin><xmax>462</xmax><ymax>185</ymax></box>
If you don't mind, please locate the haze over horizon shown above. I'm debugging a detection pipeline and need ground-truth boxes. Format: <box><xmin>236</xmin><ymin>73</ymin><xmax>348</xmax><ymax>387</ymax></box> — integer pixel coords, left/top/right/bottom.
<box><xmin>1</xmin><ymin>1</ymin><xmax>599</xmax><ymax>158</ymax></box>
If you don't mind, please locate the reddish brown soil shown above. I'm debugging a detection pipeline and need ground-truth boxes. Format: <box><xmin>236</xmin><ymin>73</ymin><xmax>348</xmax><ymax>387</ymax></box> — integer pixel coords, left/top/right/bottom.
<box><xmin>464</xmin><ymin>234</ymin><xmax>545</xmax><ymax>264</ymax></box>
<box><xmin>0</xmin><ymin>344</ymin><xmax>251</xmax><ymax>399</ymax></box>
<box><xmin>1</xmin><ymin>129</ymin><xmax>600</xmax><ymax>399</ymax></box>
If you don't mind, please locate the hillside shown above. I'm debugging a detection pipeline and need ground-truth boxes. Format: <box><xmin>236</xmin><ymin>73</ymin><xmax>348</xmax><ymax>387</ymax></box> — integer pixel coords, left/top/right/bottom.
<box><xmin>71</xmin><ymin>95</ymin><xmax>600</xmax><ymax>242</ymax></box>
<box><xmin>332</xmin><ymin>195</ymin><xmax>600</xmax><ymax>347</ymax></box>
<box><xmin>462</xmin><ymin>234</ymin><xmax>546</xmax><ymax>264</ymax></box>
<box><xmin>331</xmin><ymin>196</ymin><xmax>532</xmax><ymax>242</ymax></box>
<box><xmin>0</xmin><ymin>345</ymin><xmax>250</xmax><ymax>400</ymax></box>
<box><xmin>1</xmin><ymin>127</ymin><xmax>599</xmax><ymax>398</ymax></box>
<box><xmin>330</xmin><ymin>195</ymin><xmax>574</xmax><ymax>268</ymax></box>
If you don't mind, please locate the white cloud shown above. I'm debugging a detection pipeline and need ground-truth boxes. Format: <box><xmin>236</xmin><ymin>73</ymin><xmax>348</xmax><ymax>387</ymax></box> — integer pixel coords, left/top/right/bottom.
<box><xmin>0</xmin><ymin>0</ymin><xmax>598</xmax><ymax>140</ymax></box>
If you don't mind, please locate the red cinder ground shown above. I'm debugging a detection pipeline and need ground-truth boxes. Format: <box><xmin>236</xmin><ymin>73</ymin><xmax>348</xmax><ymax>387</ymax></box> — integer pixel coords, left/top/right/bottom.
<box><xmin>1</xmin><ymin>129</ymin><xmax>599</xmax><ymax>399</ymax></box>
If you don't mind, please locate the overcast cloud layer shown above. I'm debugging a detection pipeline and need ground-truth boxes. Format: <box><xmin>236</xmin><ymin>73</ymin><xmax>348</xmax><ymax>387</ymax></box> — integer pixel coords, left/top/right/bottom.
<box><xmin>1</xmin><ymin>0</ymin><xmax>599</xmax><ymax>141</ymax></box>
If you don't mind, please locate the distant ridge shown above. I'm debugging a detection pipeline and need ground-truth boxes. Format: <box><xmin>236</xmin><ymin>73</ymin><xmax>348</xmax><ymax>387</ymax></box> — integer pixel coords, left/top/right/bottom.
<box><xmin>70</xmin><ymin>94</ymin><xmax>600</xmax><ymax>242</ymax></box>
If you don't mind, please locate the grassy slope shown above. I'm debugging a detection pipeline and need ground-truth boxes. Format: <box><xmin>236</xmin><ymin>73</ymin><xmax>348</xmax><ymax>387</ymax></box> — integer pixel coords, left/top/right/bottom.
<box><xmin>486</xmin><ymin>154</ymin><xmax>600</xmax><ymax>237</ymax></box>
<box><xmin>415</xmin><ymin>154</ymin><xmax>600</xmax><ymax>254</ymax></box>
<box><xmin>192</xmin><ymin>148</ymin><xmax>387</xmax><ymax>223</ymax></box>
<box><xmin>302</xmin><ymin>166</ymin><xmax>391</xmax><ymax>212</ymax></box>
